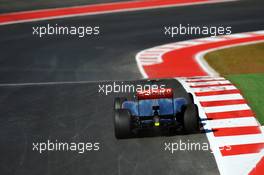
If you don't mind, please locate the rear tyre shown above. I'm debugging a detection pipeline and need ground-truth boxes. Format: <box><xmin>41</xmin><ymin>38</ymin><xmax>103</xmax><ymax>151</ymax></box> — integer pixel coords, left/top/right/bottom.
<box><xmin>183</xmin><ymin>104</ymin><xmax>199</xmax><ymax>134</ymax></box>
<box><xmin>114</xmin><ymin>97</ymin><xmax>127</xmax><ymax>110</ymax></box>
<box><xmin>114</xmin><ymin>109</ymin><xmax>131</xmax><ymax>139</ymax></box>
<box><xmin>187</xmin><ymin>93</ymin><xmax>194</xmax><ymax>104</ymax></box>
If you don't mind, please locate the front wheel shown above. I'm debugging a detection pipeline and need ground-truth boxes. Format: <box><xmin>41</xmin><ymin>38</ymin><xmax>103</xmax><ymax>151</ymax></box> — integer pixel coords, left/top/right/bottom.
<box><xmin>114</xmin><ymin>109</ymin><xmax>132</xmax><ymax>139</ymax></box>
<box><xmin>183</xmin><ymin>104</ymin><xmax>199</xmax><ymax>134</ymax></box>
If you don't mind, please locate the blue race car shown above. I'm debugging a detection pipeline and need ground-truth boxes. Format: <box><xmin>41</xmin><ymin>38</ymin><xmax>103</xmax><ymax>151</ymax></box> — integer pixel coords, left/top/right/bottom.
<box><xmin>113</xmin><ymin>88</ymin><xmax>199</xmax><ymax>139</ymax></box>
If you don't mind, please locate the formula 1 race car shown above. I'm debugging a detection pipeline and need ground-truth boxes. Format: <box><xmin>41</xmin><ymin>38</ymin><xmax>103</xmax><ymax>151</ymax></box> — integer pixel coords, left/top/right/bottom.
<box><xmin>113</xmin><ymin>87</ymin><xmax>199</xmax><ymax>139</ymax></box>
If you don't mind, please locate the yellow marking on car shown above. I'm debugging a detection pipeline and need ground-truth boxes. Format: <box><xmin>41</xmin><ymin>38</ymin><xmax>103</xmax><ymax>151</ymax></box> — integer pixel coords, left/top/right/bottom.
<box><xmin>154</xmin><ymin>122</ymin><xmax>160</xmax><ymax>126</ymax></box>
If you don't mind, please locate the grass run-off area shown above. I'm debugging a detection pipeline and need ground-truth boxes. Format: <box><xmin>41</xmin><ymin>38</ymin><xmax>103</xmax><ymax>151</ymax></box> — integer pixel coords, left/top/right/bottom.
<box><xmin>204</xmin><ymin>42</ymin><xmax>264</xmax><ymax>124</ymax></box>
<box><xmin>227</xmin><ymin>74</ymin><xmax>264</xmax><ymax>124</ymax></box>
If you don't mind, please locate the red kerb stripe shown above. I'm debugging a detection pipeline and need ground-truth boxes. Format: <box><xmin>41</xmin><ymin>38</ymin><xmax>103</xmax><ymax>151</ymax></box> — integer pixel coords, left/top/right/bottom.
<box><xmin>0</xmin><ymin>0</ymin><xmax>210</xmax><ymax>24</ymax></box>
<box><xmin>249</xmin><ymin>156</ymin><xmax>264</xmax><ymax>175</ymax></box>
<box><xmin>206</xmin><ymin>110</ymin><xmax>255</xmax><ymax>119</ymax></box>
<box><xmin>200</xmin><ymin>99</ymin><xmax>246</xmax><ymax>107</ymax></box>
<box><xmin>213</xmin><ymin>126</ymin><xmax>261</xmax><ymax>137</ymax></box>
<box><xmin>220</xmin><ymin>142</ymin><xmax>264</xmax><ymax>156</ymax></box>
<box><xmin>195</xmin><ymin>89</ymin><xmax>240</xmax><ymax>96</ymax></box>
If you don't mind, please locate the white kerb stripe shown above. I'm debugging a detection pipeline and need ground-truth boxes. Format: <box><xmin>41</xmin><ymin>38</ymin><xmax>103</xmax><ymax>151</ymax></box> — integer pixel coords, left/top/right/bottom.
<box><xmin>226</xmin><ymin>33</ymin><xmax>253</xmax><ymax>38</ymax></box>
<box><xmin>191</xmin><ymin>85</ymin><xmax>237</xmax><ymax>93</ymax></box>
<box><xmin>197</xmin><ymin>94</ymin><xmax>243</xmax><ymax>102</ymax></box>
<box><xmin>253</xmin><ymin>31</ymin><xmax>264</xmax><ymax>34</ymax></box>
<box><xmin>139</xmin><ymin>57</ymin><xmax>159</xmax><ymax>59</ymax></box>
<box><xmin>188</xmin><ymin>80</ymin><xmax>231</xmax><ymax>86</ymax></box>
<box><xmin>205</xmin><ymin>117</ymin><xmax>259</xmax><ymax>128</ymax></box>
<box><xmin>186</xmin><ymin>77</ymin><xmax>226</xmax><ymax>82</ymax></box>
<box><xmin>195</xmin><ymin>37</ymin><xmax>228</xmax><ymax>42</ymax></box>
<box><xmin>215</xmin><ymin>134</ymin><xmax>264</xmax><ymax>147</ymax></box>
<box><xmin>204</xmin><ymin>104</ymin><xmax>250</xmax><ymax>113</ymax></box>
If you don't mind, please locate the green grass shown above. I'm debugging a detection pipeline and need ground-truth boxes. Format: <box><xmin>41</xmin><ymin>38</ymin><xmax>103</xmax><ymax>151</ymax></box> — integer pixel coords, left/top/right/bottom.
<box><xmin>204</xmin><ymin>42</ymin><xmax>264</xmax><ymax>75</ymax></box>
<box><xmin>226</xmin><ymin>73</ymin><xmax>264</xmax><ymax>124</ymax></box>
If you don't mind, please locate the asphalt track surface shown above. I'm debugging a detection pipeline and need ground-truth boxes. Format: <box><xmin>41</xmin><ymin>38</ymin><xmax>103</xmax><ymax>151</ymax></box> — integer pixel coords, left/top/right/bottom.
<box><xmin>0</xmin><ymin>0</ymin><xmax>264</xmax><ymax>175</ymax></box>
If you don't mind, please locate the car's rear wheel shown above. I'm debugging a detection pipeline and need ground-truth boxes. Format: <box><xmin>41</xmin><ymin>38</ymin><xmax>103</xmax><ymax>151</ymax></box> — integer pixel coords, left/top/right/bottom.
<box><xmin>187</xmin><ymin>93</ymin><xmax>194</xmax><ymax>104</ymax></box>
<box><xmin>114</xmin><ymin>97</ymin><xmax>127</xmax><ymax>110</ymax></box>
<box><xmin>183</xmin><ymin>104</ymin><xmax>199</xmax><ymax>134</ymax></box>
<box><xmin>114</xmin><ymin>109</ymin><xmax>132</xmax><ymax>139</ymax></box>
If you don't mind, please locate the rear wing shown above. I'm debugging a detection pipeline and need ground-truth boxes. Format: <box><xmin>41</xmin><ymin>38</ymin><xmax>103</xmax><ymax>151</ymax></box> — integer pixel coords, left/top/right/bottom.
<box><xmin>136</xmin><ymin>88</ymin><xmax>173</xmax><ymax>100</ymax></box>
